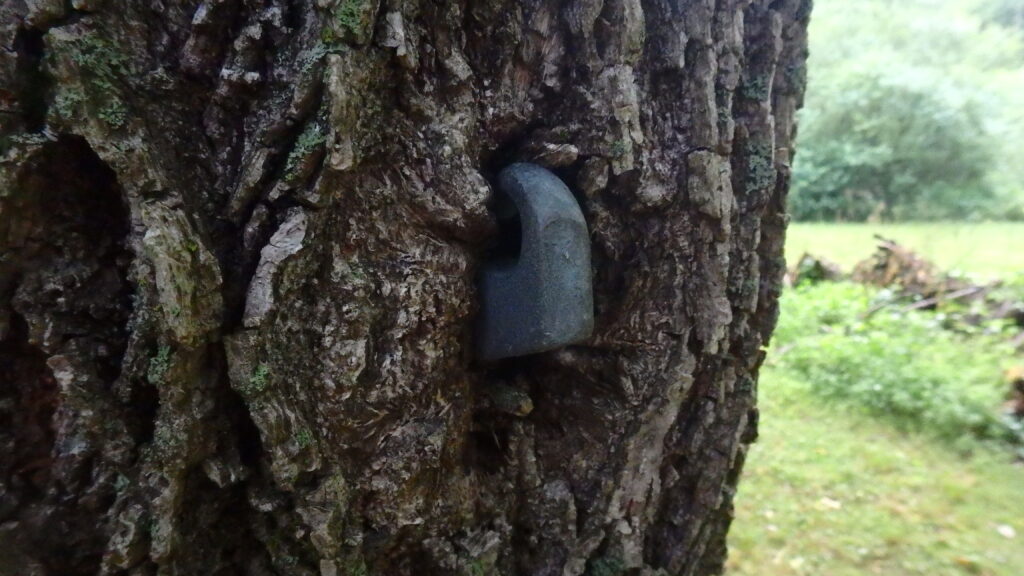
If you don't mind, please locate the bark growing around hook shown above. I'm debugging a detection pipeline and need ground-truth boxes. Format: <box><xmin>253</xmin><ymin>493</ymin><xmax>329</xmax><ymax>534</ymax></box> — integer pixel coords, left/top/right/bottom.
<box><xmin>0</xmin><ymin>0</ymin><xmax>809</xmax><ymax>574</ymax></box>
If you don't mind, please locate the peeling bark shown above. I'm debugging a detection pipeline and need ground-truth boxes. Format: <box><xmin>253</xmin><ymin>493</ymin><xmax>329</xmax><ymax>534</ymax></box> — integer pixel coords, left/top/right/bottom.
<box><xmin>0</xmin><ymin>1</ymin><xmax>810</xmax><ymax>574</ymax></box>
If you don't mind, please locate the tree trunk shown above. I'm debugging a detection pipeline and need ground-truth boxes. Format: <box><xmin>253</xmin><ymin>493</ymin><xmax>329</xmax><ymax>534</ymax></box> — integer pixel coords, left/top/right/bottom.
<box><xmin>0</xmin><ymin>1</ymin><xmax>809</xmax><ymax>574</ymax></box>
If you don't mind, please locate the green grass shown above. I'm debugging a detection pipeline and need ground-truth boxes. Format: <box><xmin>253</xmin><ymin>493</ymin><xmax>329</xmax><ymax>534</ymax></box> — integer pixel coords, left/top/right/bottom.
<box><xmin>728</xmin><ymin>372</ymin><xmax>1024</xmax><ymax>576</ymax></box>
<box><xmin>787</xmin><ymin>223</ymin><xmax>1024</xmax><ymax>279</ymax></box>
<box><xmin>728</xmin><ymin>278</ymin><xmax>1024</xmax><ymax>575</ymax></box>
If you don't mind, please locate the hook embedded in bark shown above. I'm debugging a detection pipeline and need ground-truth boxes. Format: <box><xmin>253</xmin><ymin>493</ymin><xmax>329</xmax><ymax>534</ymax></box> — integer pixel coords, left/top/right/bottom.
<box><xmin>476</xmin><ymin>163</ymin><xmax>594</xmax><ymax>361</ymax></box>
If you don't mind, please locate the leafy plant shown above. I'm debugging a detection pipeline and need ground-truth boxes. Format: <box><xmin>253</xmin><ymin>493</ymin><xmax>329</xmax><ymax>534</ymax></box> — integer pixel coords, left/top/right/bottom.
<box><xmin>772</xmin><ymin>283</ymin><xmax>1019</xmax><ymax>446</ymax></box>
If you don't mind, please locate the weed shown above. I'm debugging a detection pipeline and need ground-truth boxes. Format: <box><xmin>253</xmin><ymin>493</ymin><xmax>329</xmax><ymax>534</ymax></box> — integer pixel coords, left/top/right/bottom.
<box><xmin>772</xmin><ymin>282</ymin><xmax>1018</xmax><ymax>446</ymax></box>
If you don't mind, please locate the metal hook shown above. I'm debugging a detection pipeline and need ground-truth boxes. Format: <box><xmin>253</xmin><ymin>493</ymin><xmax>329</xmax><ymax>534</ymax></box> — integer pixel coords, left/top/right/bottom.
<box><xmin>476</xmin><ymin>163</ymin><xmax>594</xmax><ymax>361</ymax></box>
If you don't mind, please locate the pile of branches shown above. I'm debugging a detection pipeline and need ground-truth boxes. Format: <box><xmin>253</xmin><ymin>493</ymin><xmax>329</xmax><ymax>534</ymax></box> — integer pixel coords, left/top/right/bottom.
<box><xmin>789</xmin><ymin>253</ymin><xmax>844</xmax><ymax>286</ymax></box>
<box><xmin>789</xmin><ymin>236</ymin><xmax>1024</xmax><ymax>427</ymax></box>
<box><xmin>791</xmin><ymin>236</ymin><xmax>1024</xmax><ymax>330</ymax></box>
<box><xmin>852</xmin><ymin>237</ymin><xmax>967</xmax><ymax>300</ymax></box>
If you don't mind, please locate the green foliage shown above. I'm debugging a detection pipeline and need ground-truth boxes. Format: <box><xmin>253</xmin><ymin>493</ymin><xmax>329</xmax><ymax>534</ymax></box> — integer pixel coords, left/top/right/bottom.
<box><xmin>791</xmin><ymin>0</ymin><xmax>1024</xmax><ymax>221</ymax></box>
<box><xmin>147</xmin><ymin>345</ymin><xmax>172</xmax><ymax>385</ymax></box>
<box><xmin>732</xmin><ymin>219</ymin><xmax>1024</xmax><ymax>575</ymax></box>
<box><xmin>990</xmin><ymin>272</ymin><xmax>1024</xmax><ymax>306</ymax></box>
<box><xmin>793</xmin><ymin>71</ymin><xmax>994</xmax><ymax>221</ymax></box>
<box><xmin>773</xmin><ymin>283</ymin><xmax>1019</xmax><ymax>446</ymax></box>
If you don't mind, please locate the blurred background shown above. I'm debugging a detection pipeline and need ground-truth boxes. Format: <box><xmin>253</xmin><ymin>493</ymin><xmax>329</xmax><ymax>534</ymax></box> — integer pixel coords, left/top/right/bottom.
<box><xmin>727</xmin><ymin>0</ymin><xmax>1024</xmax><ymax>574</ymax></box>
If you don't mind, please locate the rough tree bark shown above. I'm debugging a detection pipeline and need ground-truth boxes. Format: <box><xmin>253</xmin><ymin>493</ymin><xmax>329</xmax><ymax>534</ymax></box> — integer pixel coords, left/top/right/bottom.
<box><xmin>0</xmin><ymin>0</ymin><xmax>809</xmax><ymax>574</ymax></box>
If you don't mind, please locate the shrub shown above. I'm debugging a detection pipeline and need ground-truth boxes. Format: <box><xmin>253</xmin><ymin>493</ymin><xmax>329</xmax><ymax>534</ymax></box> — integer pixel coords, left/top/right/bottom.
<box><xmin>792</xmin><ymin>70</ymin><xmax>996</xmax><ymax>222</ymax></box>
<box><xmin>790</xmin><ymin>0</ymin><xmax>1024</xmax><ymax>222</ymax></box>
<box><xmin>772</xmin><ymin>283</ymin><xmax>1019</xmax><ymax>446</ymax></box>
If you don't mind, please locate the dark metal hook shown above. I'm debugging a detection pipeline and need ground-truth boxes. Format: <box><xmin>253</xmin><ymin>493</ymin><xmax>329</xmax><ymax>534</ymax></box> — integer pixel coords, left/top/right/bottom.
<box><xmin>476</xmin><ymin>163</ymin><xmax>594</xmax><ymax>361</ymax></box>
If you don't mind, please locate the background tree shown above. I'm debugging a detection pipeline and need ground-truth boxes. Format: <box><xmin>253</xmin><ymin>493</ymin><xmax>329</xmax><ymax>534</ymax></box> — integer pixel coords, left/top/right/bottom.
<box><xmin>791</xmin><ymin>0</ymin><xmax>1024</xmax><ymax>222</ymax></box>
<box><xmin>0</xmin><ymin>1</ymin><xmax>809</xmax><ymax>575</ymax></box>
<box><xmin>792</xmin><ymin>70</ymin><xmax>994</xmax><ymax>221</ymax></box>
<box><xmin>983</xmin><ymin>0</ymin><xmax>1024</xmax><ymax>33</ymax></box>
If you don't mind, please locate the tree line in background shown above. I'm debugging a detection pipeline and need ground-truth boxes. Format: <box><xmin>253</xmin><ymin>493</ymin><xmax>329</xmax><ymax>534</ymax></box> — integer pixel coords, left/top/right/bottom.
<box><xmin>791</xmin><ymin>0</ymin><xmax>1024</xmax><ymax>222</ymax></box>
<box><xmin>986</xmin><ymin>0</ymin><xmax>1024</xmax><ymax>32</ymax></box>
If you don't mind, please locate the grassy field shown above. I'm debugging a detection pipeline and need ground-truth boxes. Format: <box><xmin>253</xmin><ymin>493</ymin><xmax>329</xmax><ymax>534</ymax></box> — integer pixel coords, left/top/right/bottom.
<box><xmin>728</xmin><ymin>234</ymin><xmax>1024</xmax><ymax>576</ymax></box>
<box><xmin>728</xmin><ymin>372</ymin><xmax>1024</xmax><ymax>576</ymax></box>
<box><xmin>786</xmin><ymin>223</ymin><xmax>1024</xmax><ymax>279</ymax></box>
